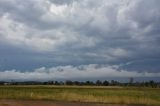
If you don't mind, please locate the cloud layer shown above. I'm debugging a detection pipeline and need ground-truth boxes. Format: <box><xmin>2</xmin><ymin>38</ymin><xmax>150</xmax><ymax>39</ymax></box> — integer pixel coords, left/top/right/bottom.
<box><xmin>1</xmin><ymin>64</ymin><xmax>160</xmax><ymax>81</ymax></box>
<box><xmin>0</xmin><ymin>0</ymin><xmax>160</xmax><ymax>80</ymax></box>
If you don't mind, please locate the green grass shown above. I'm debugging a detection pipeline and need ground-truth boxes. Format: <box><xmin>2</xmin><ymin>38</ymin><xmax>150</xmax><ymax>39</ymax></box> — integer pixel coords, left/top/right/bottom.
<box><xmin>0</xmin><ymin>86</ymin><xmax>160</xmax><ymax>106</ymax></box>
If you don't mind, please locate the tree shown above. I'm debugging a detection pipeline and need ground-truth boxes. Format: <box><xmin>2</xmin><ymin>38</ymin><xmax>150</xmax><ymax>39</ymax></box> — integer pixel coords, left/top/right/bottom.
<box><xmin>85</xmin><ymin>81</ymin><xmax>94</xmax><ymax>85</ymax></box>
<box><xmin>149</xmin><ymin>80</ymin><xmax>155</xmax><ymax>88</ymax></box>
<box><xmin>129</xmin><ymin>77</ymin><xmax>134</xmax><ymax>86</ymax></box>
<box><xmin>54</xmin><ymin>81</ymin><xmax>60</xmax><ymax>85</ymax></box>
<box><xmin>65</xmin><ymin>80</ymin><xmax>73</xmax><ymax>85</ymax></box>
<box><xmin>103</xmin><ymin>80</ymin><xmax>109</xmax><ymax>86</ymax></box>
<box><xmin>96</xmin><ymin>80</ymin><xmax>102</xmax><ymax>86</ymax></box>
<box><xmin>111</xmin><ymin>80</ymin><xmax>120</xmax><ymax>86</ymax></box>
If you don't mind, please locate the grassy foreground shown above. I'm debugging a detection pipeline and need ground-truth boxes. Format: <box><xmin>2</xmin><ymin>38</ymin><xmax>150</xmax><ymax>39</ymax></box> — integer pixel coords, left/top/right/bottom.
<box><xmin>0</xmin><ymin>86</ymin><xmax>160</xmax><ymax>106</ymax></box>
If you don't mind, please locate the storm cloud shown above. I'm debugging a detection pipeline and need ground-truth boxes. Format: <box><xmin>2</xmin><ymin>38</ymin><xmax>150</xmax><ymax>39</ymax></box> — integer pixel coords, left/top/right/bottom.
<box><xmin>0</xmin><ymin>0</ymin><xmax>160</xmax><ymax>80</ymax></box>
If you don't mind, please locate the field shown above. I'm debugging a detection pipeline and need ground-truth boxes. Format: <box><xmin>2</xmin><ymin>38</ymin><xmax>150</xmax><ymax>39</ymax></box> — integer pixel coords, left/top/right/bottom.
<box><xmin>0</xmin><ymin>86</ymin><xmax>160</xmax><ymax>106</ymax></box>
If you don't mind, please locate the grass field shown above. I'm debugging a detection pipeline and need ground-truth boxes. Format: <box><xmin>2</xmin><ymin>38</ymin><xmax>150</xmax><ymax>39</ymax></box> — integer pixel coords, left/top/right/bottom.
<box><xmin>0</xmin><ymin>86</ymin><xmax>160</xmax><ymax>106</ymax></box>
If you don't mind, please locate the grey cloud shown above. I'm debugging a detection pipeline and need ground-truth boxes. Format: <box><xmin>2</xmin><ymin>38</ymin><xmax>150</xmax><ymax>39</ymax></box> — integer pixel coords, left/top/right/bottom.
<box><xmin>119</xmin><ymin>59</ymin><xmax>160</xmax><ymax>72</ymax></box>
<box><xmin>0</xmin><ymin>0</ymin><xmax>160</xmax><ymax>75</ymax></box>
<box><xmin>49</xmin><ymin>0</ymin><xmax>76</xmax><ymax>5</ymax></box>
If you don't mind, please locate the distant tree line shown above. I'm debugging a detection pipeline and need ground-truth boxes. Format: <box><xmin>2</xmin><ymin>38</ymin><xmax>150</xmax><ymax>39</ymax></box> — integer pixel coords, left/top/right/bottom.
<box><xmin>0</xmin><ymin>80</ymin><xmax>160</xmax><ymax>88</ymax></box>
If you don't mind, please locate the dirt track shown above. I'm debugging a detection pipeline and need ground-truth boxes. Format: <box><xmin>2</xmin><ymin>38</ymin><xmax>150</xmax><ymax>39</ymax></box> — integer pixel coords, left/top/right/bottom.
<box><xmin>0</xmin><ymin>100</ymin><xmax>140</xmax><ymax>106</ymax></box>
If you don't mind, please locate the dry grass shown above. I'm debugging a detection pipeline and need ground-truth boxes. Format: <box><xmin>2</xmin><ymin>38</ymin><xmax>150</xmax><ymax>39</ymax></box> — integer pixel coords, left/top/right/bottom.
<box><xmin>0</xmin><ymin>86</ymin><xmax>160</xmax><ymax>106</ymax></box>
<box><xmin>53</xmin><ymin>92</ymin><xmax>160</xmax><ymax>105</ymax></box>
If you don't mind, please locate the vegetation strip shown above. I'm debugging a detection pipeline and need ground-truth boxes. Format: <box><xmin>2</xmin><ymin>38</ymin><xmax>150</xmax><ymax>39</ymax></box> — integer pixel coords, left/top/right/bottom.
<box><xmin>0</xmin><ymin>86</ymin><xmax>160</xmax><ymax>106</ymax></box>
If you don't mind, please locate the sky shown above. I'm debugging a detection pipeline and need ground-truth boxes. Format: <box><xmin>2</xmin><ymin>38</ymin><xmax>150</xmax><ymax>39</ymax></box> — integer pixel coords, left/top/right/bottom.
<box><xmin>0</xmin><ymin>0</ymin><xmax>160</xmax><ymax>81</ymax></box>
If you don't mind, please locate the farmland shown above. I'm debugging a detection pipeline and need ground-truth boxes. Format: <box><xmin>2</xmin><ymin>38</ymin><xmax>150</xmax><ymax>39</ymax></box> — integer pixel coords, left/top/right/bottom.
<box><xmin>0</xmin><ymin>86</ymin><xmax>160</xmax><ymax>106</ymax></box>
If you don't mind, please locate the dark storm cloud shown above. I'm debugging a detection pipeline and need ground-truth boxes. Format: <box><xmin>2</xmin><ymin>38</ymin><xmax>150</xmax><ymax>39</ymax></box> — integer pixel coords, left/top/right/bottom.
<box><xmin>0</xmin><ymin>0</ymin><xmax>160</xmax><ymax>80</ymax></box>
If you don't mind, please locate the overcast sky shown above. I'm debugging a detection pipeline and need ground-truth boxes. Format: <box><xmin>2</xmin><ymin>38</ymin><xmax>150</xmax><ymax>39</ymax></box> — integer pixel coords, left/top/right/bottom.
<box><xmin>0</xmin><ymin>0</ymin><xmax>160</xmax><ymax>81</ymax></box>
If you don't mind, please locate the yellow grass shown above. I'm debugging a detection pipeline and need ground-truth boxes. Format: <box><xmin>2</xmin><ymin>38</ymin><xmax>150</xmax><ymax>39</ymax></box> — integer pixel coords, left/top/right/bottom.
<box><xmin>0</xmin><ymin>86</ymin><xmax>160</xmax><ymax>106</ymax></box>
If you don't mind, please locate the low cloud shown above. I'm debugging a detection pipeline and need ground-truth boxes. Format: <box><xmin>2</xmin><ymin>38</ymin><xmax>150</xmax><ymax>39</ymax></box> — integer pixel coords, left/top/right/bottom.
<box><xmin>0</xmin><ymin>64</ymin><xmax>160</xmax><ymax>81</ymax></box>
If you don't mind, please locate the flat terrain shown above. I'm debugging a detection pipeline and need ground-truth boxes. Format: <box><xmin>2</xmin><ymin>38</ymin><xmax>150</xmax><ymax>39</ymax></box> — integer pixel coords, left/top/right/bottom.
<box><xmin>0</xmin><ymin>86</ymin><xmax>159</xmax><ymax>106</ymax></box>
<box><xmin>0</xmin><ymin>99</ymin><xmax>143</xmax><ymax>106</ymax></box>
